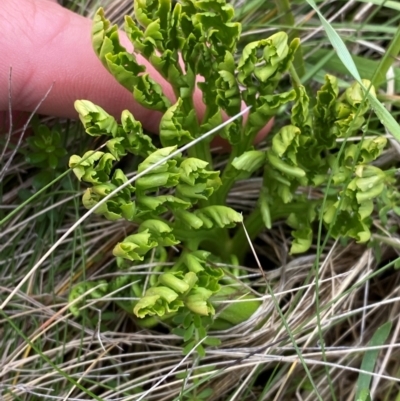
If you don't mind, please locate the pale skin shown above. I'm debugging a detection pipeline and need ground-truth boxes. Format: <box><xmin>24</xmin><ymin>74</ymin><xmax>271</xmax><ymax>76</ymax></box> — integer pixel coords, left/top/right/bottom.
<box><xmin>0</xmin><ymin>0</ymin><xmax>273</xmax><ymax>142</ymax></box>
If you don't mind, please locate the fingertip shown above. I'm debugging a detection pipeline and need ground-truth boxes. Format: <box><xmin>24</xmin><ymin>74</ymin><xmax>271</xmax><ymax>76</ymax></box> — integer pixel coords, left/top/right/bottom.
<box><xmin>254</xmin><ymin>117</ymin><xmax>274</xmax><ymax>144</ymax></box>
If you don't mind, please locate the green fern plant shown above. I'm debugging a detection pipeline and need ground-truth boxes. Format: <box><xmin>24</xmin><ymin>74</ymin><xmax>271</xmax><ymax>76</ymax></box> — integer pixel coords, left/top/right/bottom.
<box><xmin>68</xmin><ymin>0</ymin><xmax>397</xmax><ymax>348</ymax></box>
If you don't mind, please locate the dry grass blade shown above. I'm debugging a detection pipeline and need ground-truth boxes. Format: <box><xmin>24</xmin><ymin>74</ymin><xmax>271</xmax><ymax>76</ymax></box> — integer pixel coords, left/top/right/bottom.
<box><xmin>0</xmin><ymin>83</ymin><xmax>54</xmax><ymax>182</ymax></box>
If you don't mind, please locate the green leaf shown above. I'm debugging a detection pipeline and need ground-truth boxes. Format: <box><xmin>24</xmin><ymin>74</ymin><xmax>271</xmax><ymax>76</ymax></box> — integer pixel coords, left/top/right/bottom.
<box><xmin>211</xmin><ymin>285</ymin><xmax>260</xmax><ymax>328</ymax></box>
<box><xmin>174</xmin><ymin>209</ymin><xmax>204</xmax><ymax>229</ymax></box>
<box><xmin>92</xmin><ymin>8</ymin><xmax>171</xmax><ymax>112</ymax></box>
<box><xmin>286</xmin><ymin>209</ymin><xmax>315</xmax><ymax>253</ymax></box>
<box><xmin>112</xmin><ymin>62</ymin><xmax>171</xmax><ymax>111</ymax></box>
<box><xmin>112</xmin><ymin>231</ymin><xmax>158</xmax><ymax>261</ymax></box>
<box><xmin>136</xmin><ymin>172</ymin><xmax>180</xmax><ymax>191</ymax></box>
<box><xmin>81</xmin><ymin>169</ymin><xmax>136</xmax><ymax>220</ymax></box>
<box><xmin>160</xmin><ymin>98</ymin><xmax>195</xmax><ymax>147</ymax></box>
<box><xmin>238</xmin><ymin>33</ymin><xmax>299</xmax><ymax>107</ymax></box>
<box><xmin>199</xmin><ymin>105</ymin><xmax>223</xmax><ymax>136</ymax></box>
<box><xmin>355</xmin><ymin>322</ymin><xmax>392</xmax><ymax>400</ymax></box>
<box><xmin>137</xmin><ymin>194</ymin><xmax>190</xmax><ymax>216</ymax></box>
<box><xmin>238</xmin><ymin>33</ymin><xmax>288</xmax><ymax>84</ymax></box>
<box><xmin>172</xmin><ymin>327</ymin><xmax>187</xmax><ymax>338</ymax></box>
<box><xmin>68</xmin><ymin>280</ymin><xmax>108</xmax><ymax>317</ymax></box>
<box><xmin>183</xmin><ymin>323</ymin><xmax>195</xmax><ymax>342</ymax></box>
<box><xmin>343</xmin><ymin>137</ymin><xmax>387</xmax><ymax>167</ymax></box>
<box><xmin>26</xmin><ymin>152</ymin><xmax>48</xmax><ymax>165</ymax></box>
<box><xmin>139</xmin><ymin>219</ymin><xmax>180</xmax><ymax>247</ymax></box>
<box><xmin>121</xmin><ymin>110</ymin><xmax>157</xmax><ymax>156</ymax></box>
<box><xmin>183</xmin><ymin>340</ymin><xmax>196</xmax><ymax>355</ymax></box>
<box><xmin>346</xmin><ymin>80</ymin><xmax>376</xmax><ymax>113</ymax></box>
<box><xmin>305</xmin><ymin>0</ymin><xmax>400</xmax><ymax>143</ymax></box>
<box><xmin>203</xmin><ymin>337</ymin><xmax>221</xmax><ymax>347</ymax></box>
<box><xmin>358</xmin><ymin>137</ymin><xmax>387</xmax><ymax>164</ymax></box>
<box><xmin>232</xmin><ymin>150</ymin><xmax>266</xmax><ymax>174</ymax></box>
<box><xmin>105</xmin><ymin>137</ymin><xmax>126</xmax><ymax>160</ymax></box>
<box><xmin>247</xmin><ymin>90</ymin><xmax>296</xmax><ymax>135</ymax></box>
<box><xmin>259</xmin><ymin>189</ymin><xmax>272</xmax><ymax>229</ymax></box>
<box><xmin>32</xmin><ymin>170</ymin><xmax>54</xmax><ymax>191</ymax></box>
<box><xmin>69</xmin><ymin>151</ymin><xmax>115</xmax><ymax>184</ymax></box>
<box><xmin>313</xmin><ymin>74</ymin><xmax>339</xmax><ymax>148</ymax></box>
<box><xmin>324</xmin><ymin>209</ymin><xmax>371</xmax><ymax>243</ymax></box>
<box><xmin>291</xmin><ymin>85</ymin><xmax>311</xmax><ymax>129</ymax></box>
<box><xmin>134</xmin><ymin>286</ymin><xmax>184</xmax><ymax>318</ymax></box>
<box><xmin>136</xmin><ymin>147</ymin><xmax>181</xmax><ymax>190</ymax></box>
<box><xmin>290</xmin><ymin>227</ymin><xmax>313</xmax><ymax>254</ymax></box>
<box><xmin>176</xmin><ymin>158</ymin><xmax>221</xmax><ymax>202</ymax></box>
<box><xmin>194</xmin><ymin>0</ymin><xmax>241</xmax><ymax>55</ymax></box>
<box><xmin>151</xmin><ymin>49</ymin><xmax>186</xmax><ymax>87</ymax></box>
<box><xmin>216</xmin><ymin>51</ymin><xmax>241</xmax><ymax>116</ymax></box>
<box><xmin>356</xmin><ymin>389</ymin><xmax>371</xmax><ymax>401</ymax></box>
<box><xmin>138</xmin><ymin>146</ymin><xmax>180</xmax><ymax>173</ymax></box>
<box><xmin>74</xmin><ymin>100</ymin><xmax>118</xmax><ymax>137</ymax></box>
<box><xmin>25</xmin><ymin>123</ymin><xmax>67</xmax><ymax>169</ymax></box>
<box><xmin>179</xmin><ymin>158</ymin><xmax>210</xmax><ymax>185</ymax></box>
<box><xmin>183</xmin><ymin>251</ymin><xmax>220</xmax><ymax>276</ymax></box>
<box><xmin>92</xmin><ymin>8</ymin><xmax>125</xmax><ymax>62</ymax></box>
<box><xmin>185</xmin><ymin>287</ymin><xmax>214</xmax><ymax>316</ymax></box>
<box><xmin>159</xmin><ymin>272</ymin><xmax>198</xmax><ymax>294</ymax></box>
<box><xmin>272</xmin><ymin>125</ymin><xmax>302</xmax><ymax>159</ymax></box>
<box><xmin>176</xmin><ymin>182</ymin><xmax>215</xmax><ymax>202</ymax></box>
<box><xmin>194</xmin><ymin>206</ymin><xmax>242</xmax><ymax>229</ymax></box>
<box><xmin>266</xmin><ymin>151</ymin><xmax>306</xmax><ymax>179</ymax></box>
<box><xmin>111</xmin><ymin>168</ymin><xmax>135</xmax><ymax>200</ymax></box>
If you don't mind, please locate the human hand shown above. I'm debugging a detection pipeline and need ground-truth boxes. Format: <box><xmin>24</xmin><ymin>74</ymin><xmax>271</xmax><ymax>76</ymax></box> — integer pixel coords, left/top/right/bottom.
<box><xmin>0</xmin><ymin>0</ymin><xmax>273</xmax><ymax>142</ymax></box>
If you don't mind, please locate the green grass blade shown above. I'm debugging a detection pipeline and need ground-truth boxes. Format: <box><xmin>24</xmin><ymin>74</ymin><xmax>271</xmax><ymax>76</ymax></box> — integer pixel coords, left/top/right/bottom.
<box><xmin>372</xmin><ymin>24</ymin><xmax>400</xmax><ymax>87</ymax></box>
<box><xmin>301</xmin><ymin>49</ymin><xmax>335</xmax><ymax>84</ymax></box>
<box><xmin>355</xmin><ymin>0</ymin><xmax>400</xmax><ymax>11</ymax></box>
<box><xmin>355</xmin><ymin>321</ymin><xmax>392</xmax><ymax>400</ymax></box>
<box><xmin>304</xmin><ymin>0</ymin><xmax>361</xmax><ymax>80</ymax></box>
<box><xmin>307</xmin><ymin>49</ymin><xmax>400</xmax><ymax>91</ymax></box>
<box><xmin>0</xmin><ymin>309</ymin><xmax>105</xmax><ymax>401</ymax></box>
<box><xmin>0</xmin><ymin>169</ymin><xmax>71</xmax><ymax>227</ymax></box>
<box><xmin>305</xmin><ymin>0</ymin><xmax>400</xmax><ymax>142</ymax></box>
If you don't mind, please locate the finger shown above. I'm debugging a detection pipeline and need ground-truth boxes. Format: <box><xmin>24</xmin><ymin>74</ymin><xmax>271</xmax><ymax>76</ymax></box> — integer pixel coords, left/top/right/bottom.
<box><xmin>255</xmin><ymin>117</ymin><xmax>274</xmax><ymax>143</ymax></box>
<box><xmin>0</xmin><ymin>0</ymin><xmax>273</xmax><ymax>146</ymax></box>
<box><xmin>0</xmin><ymin>0</ymin><xmax>175</xmax><ymax>133</ymax></box>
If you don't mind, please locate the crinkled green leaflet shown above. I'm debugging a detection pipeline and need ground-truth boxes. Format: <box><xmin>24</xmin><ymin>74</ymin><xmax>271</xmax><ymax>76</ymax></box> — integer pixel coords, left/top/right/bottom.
<box><xmin>68</xmin><ymin>0</ymin><xmax>398</xmax><ymax>345</ymax></box>
<box><xmin>260</xmin><ymin>75</ymin><xmax>396</xmax><ymax>254</ymax></box>
<box><xmin>305</xmin><ymin>0</ymin><xmax>400</xmax><ymax>143</ymax></box>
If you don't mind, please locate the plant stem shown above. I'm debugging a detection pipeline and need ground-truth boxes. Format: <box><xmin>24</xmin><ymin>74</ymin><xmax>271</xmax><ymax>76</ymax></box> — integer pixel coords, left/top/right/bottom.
<box><xmin>189</xmin><ymin>139</ymin><xmax>213</xmax><ymax>167</ymax></box>
<box><xmin>211</xmin><ymin>149</ymin><xmax>241</xmax><ymax>205</ymax></box>
<box><xmin>274</xmin><ymin>0</ymin><xmax>305</xmax><ymax>78</ymax></box>
<box><xmin>371</xmin><ymin>23</ymin><xmax>400</xmax><ymax>88</ymax></box>
<box><xmin>289</xmin><ymin>64</ymin><xmax>302</xmax><ymax>89</ymax></box>
<box><xmin>173</xmin><ymin>227</ymin><xmax>230</xmax><ymax>258</ymax></box>
<box><xmin>187</xmin><ymin>102</ymin><xmax>216</xmax><ymax>168</ymax></box>
<box><xmin>231</xmin><ymin>202</ymin><xmax>310</xmax><ymax>263</ymax></box>
<box><xmin>211</xmin><ymin>124</ymin><xmax>260</xmax><ymax>206</ymax></box>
